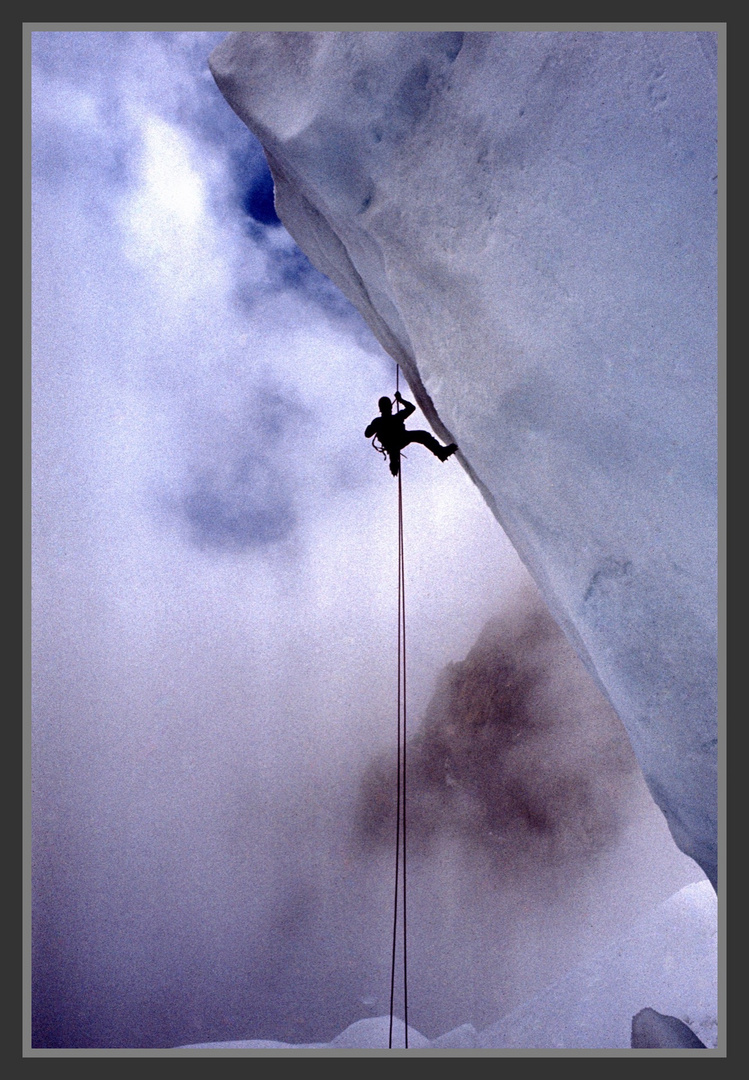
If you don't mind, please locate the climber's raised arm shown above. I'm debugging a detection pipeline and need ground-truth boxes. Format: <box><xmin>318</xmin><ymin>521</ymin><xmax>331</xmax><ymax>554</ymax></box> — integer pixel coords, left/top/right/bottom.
<box><xmin>393</xmin><ymin>391</ymin><xmax>415</xmax><ymax>420</ymax></box>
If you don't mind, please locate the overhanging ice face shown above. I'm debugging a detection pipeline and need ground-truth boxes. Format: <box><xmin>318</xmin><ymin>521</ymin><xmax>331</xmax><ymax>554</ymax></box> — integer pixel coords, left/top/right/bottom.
<box><xmin>209</xmin><ymin>29</ymin><xmax>719</xmax><ymax>887</ymax></box>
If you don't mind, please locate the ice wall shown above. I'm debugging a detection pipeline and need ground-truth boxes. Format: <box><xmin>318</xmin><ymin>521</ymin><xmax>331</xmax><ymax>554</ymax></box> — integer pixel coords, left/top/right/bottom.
<box><xmin>209</xmin><ymin>30</ymin><xmax>718</xmax><ymax>886</ymax></box>
<box><xmin>178</xmin><ymin>880</ymin><xmax>717</xmax><ymax>1049</ymax></box>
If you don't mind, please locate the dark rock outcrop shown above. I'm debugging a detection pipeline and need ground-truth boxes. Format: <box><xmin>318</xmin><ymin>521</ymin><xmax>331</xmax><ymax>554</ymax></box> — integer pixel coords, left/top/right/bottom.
<box><xmin>631</xmin><ymin>1007</ymin><xmax>707</xmax><ymax>1049</ymax></box>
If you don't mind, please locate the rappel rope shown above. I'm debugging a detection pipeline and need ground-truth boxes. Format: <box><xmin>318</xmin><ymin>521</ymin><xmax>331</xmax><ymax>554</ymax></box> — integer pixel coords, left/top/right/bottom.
<box><xmin>388</xmin><ymin>365</ymin><xmax>409</xmax><ymax>1050</ymax></box>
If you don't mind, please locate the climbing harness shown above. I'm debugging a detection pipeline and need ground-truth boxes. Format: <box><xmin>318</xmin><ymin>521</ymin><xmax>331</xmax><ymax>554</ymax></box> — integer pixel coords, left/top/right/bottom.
<box><xmin>371</xmin><ymin>433</ymin><xmax>388</xmax><ymax>459</ymax></box>
<box><xmin>388</xmin><ymin>365</ymin><xmax>409</xmax><ymax>1050</ymax></box>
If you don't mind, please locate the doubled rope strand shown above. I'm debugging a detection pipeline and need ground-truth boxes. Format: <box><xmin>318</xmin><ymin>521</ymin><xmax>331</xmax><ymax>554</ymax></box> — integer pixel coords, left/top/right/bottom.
<box><xmin>399</xmin><ymin>461</ymin><xmax>408</xmax><ymax>1048</ymax></box>
<box><xmin>388</xmin><ymin>480</ymin><xmax>402</xmax><ymax>1049</ymax></box>
<box><xmin>389</xmin><ymin>367</ymin><xmax>409</xmax><ymax>1050</ymax></box>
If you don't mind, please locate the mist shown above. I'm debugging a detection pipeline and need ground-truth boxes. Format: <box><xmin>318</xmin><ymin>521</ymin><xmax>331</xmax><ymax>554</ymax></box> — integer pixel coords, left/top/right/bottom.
<box><xmin>30</xmin><ymin>30</ymin><xmax>706</xmax><ymax>1049</ymax></box>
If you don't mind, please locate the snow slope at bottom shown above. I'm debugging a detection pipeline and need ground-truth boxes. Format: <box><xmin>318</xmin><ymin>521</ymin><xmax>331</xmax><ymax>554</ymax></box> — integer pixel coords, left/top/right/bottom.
<box><xmin>179</xmin><ymin>880</ymin><xmax>717</xmax><ymax>1050</ymax></box>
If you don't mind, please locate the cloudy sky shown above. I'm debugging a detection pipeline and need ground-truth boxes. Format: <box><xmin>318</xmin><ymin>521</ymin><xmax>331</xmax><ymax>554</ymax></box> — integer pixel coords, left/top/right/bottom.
<box><xmin>30</xmin><ymin>30</ymin><xmax>705</xmax><ymax>1050</ymax></box>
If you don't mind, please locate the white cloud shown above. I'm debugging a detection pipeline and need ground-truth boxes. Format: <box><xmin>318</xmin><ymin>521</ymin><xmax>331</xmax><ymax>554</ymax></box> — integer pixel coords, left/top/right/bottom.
<box><xmin>118</xmin><ymin>113</ymin><xmax>232</xmax><ymax>305</ymax></box>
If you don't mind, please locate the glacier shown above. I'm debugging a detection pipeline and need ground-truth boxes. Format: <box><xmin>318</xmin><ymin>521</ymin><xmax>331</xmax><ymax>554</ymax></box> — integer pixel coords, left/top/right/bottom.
<box><xmin>208</xmin><ymin>29</ymin><xmax>719</xmax><ymax>888</ymax></box>
<box><xmin>179</xmin><ymin>880</ymin><xmax>716</xmax><ymax>1050</ymax></box>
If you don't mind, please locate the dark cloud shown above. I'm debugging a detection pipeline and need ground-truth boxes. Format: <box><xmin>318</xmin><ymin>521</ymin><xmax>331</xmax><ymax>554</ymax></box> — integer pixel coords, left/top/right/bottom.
<box><xmin>181</xmin><ymin>463</ymin><xmax>296</xmax><ymax>550</ymax></box>
<box><xmin>31</xmin><ymin>34</ymin><xmax>138</xmax><ymax>195</ymax></box>
<box><xmin>172</xmin><ymin>384</ymin><xmax>310</xmax><ymax>551</ymax></box>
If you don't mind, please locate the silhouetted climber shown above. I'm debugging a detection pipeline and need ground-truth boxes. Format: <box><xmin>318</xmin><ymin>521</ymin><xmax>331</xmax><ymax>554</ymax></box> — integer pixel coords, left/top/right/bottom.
<box><xmin>366</xmin><ymin>391</ymin><xmax>457</xmax><ymax>477</ymax></box>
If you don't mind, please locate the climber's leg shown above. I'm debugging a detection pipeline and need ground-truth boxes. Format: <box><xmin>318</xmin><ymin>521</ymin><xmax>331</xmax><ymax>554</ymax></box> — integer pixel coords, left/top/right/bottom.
<box><xmin>403</xmin><ymin>430</ymin><xmax>457</xmax><ymax>461</ymax></box>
